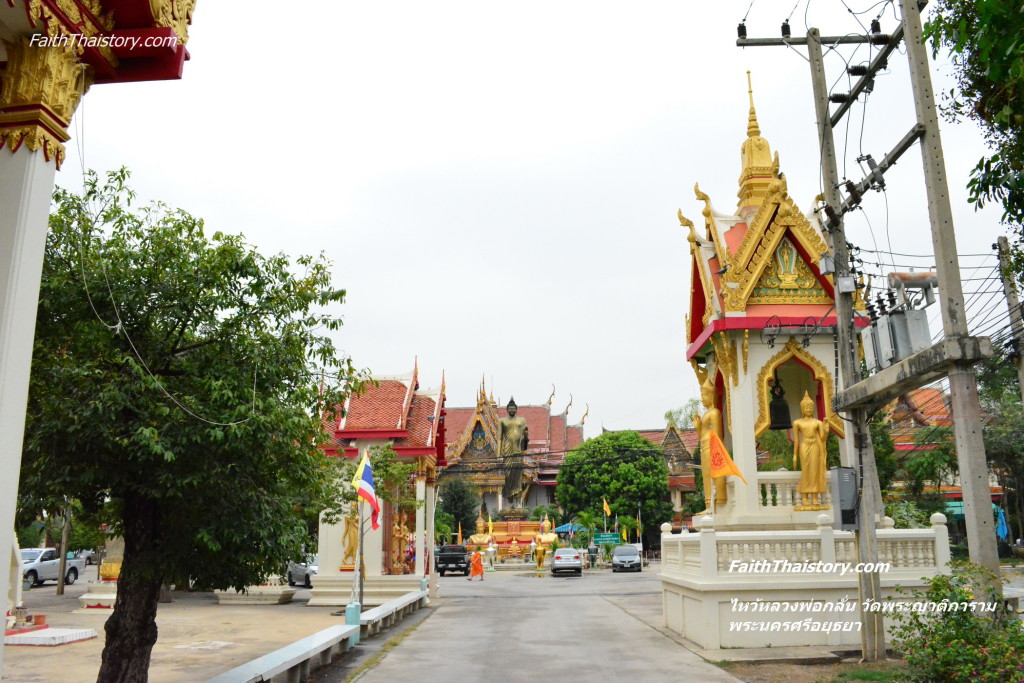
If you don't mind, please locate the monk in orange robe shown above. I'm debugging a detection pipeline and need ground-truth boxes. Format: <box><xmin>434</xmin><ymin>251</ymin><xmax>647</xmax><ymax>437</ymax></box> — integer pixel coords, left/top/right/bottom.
<box><xmin>468</xmin><ymin>549</ymin><xmax>485</xmax><ymax>581</ymax></box>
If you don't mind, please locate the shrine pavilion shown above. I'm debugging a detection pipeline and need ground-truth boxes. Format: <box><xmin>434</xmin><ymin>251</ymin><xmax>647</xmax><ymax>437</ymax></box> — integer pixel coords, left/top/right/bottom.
<box><xmin>313</xmin><ymin>359</ymin><xmax>445</xmax><ymax>606</ymax></box>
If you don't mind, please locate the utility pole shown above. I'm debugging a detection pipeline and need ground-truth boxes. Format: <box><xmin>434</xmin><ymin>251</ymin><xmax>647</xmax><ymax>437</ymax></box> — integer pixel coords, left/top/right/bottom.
<box><xmin>738</xmin><ymin>0</ymin><xmax>1000</xmax><ymax>657</ymax></box>
<box><xmin>807</xmin><ymin>28</ymin><xmax>885</xmax><ymax>661</ymax></box>
<box><xmin>996</xmin><ymin>236</ymin><xmax>1024</xmax><ymax>401</ymax></box>
<box><xmin>898</xmin><ymin>0</ymin><xmax>999</xmax><ymax>585</ymax></box>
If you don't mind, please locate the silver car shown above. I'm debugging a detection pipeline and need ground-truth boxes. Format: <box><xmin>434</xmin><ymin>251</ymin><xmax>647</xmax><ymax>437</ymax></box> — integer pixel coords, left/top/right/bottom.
<box><xmin>550</xmin><ymin>547</ymin><xmax>583</xmax><ymax>575</ymax></box>
<box><xmin>286</xmin><ymin>554</ymin><xmax>318</xmax><ymax>588</ymax></box>
<box><xmin>611</xmin><ymin>545</ymin><xmax>641</xmax><ymax>572</ymax></box>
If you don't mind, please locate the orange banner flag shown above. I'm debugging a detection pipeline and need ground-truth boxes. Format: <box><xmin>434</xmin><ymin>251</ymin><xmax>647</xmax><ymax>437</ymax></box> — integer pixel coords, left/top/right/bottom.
<box><xmin>707</xmin><ymin>430</ymin><xmax>747</xmax><ymax>484</ymax></box>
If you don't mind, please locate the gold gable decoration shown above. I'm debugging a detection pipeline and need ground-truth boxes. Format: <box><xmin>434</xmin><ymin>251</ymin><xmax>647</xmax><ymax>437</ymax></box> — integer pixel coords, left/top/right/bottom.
<box><xmin>748</xmin><ymin>237</ymin><xmax>833</xmax><ymax>305</ymax></box>
<box><xmin>720</xmin><ymin>186</ymin><xmax>832</xmax><ymax>313</ymax></box>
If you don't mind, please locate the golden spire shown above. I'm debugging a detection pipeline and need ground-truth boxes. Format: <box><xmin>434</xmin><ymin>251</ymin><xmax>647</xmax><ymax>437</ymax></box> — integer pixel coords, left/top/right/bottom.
<box><xmin>737</xmin><ymin>71</ymin><xmax>775</xmax><ymax>211</ymax></box>
<box><xmin>746</xmin><ymin>70</ymin><xmax>760</xmax><ymax>138</ymax></box>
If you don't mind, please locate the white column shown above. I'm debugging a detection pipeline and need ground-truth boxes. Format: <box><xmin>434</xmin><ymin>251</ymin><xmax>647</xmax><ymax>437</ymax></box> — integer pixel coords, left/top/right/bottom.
<box><xmin>727</xmin><ymin>337</ymin><xmax>759</xmax><ymax>523</ymax></box>
<box><xmin>414</xmin><ymin>477</ymin><xmax>425</xmax><ymax>575</ymax></box>
<box><xmin>0</xmin><ymin>38</ymin><xmax>88</xmax><ymax>676</ymax></box>
<box><xmin>317</xmin><ymin>509</ymin><xmax>344</xmax><ymax>580</ymax></box>
<box><xmin>0</xmin><ymin>136</ymin><xmax>59</xmax><ymax>679</ymax></box>
<box><xmin>425</xmin><ymin>480</ymin><xmax>435</xmax><ymax>559</ymax></box>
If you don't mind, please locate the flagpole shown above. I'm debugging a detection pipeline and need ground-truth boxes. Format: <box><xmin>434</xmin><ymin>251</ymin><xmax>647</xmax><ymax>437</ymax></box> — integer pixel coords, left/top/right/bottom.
<box><xmin>356</xmin><ymin>498</ymin><xmax>364</xmax><ymax>607</ymax></box>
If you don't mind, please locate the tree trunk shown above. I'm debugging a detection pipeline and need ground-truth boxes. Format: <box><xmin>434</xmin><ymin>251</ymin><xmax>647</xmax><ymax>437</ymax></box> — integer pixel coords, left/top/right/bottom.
<box><xmin>97</xmin><ymin>495</ymin><xmax>163</xmax><ymax>683</ymax></box>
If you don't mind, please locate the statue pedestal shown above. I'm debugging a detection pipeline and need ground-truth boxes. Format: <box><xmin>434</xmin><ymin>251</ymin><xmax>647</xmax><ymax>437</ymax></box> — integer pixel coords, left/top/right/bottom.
<box><xmin>308</xmin><ymin>573</ymin><xmax>424</xmax><ymax>607</ymax></box>
<box><xmin>74</xmin><ymin>580</ymin><xmax>117</xmax><ymax>613</ymax></box>
<box><xmin>215</xmin><ymin>585</ymin><xmax>295</xmax><ymax>605</ymax></box>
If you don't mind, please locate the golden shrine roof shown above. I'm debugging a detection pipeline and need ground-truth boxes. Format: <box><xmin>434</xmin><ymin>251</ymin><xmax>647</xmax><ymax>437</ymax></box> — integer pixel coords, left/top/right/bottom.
<box><xmin>681</xmin><ymin>73</ymin><xmax>837</xmax><ymax>353</ymax></box>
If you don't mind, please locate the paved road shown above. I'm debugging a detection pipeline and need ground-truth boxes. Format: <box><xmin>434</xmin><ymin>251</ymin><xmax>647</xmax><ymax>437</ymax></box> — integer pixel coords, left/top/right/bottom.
<box><xmin>352</xmin><ymin>569</ymin><xmax>738</xmax><ymax>683</ymax></box>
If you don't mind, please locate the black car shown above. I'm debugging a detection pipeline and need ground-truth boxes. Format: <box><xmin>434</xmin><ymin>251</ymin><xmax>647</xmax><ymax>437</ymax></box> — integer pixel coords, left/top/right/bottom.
<box><xmin>435</xmin><ymin>545</ymin><xmax>470</xmax><ymax>576</ymax></box>
<box><xmin>611</xmin><ymin>545</ymin><xmax>642</xmax><ymax>572</ymax></box>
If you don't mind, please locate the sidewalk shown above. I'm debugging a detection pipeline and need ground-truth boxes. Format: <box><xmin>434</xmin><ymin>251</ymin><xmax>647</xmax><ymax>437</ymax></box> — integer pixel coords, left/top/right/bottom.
<box><xmin>3</xmin><ymin>575</ymin><xmax>389</xmax><ymax>682</ymax></box>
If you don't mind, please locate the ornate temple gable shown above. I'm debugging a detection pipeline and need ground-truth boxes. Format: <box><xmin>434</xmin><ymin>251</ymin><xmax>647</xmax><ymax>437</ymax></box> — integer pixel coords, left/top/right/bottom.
<box><xmin>444</xmin><ymin>384</ymin><xmax>500</xmax><ymax>466</ymax></box>
<box><xmin>719</xmin><ymin>179</ymin><xmax>833</xmax><ymax>313</ymax></box>
<box><xmin>747</xmin><ymin>236</ymin><xmax>834</xmax><ymax>305</ymax></box>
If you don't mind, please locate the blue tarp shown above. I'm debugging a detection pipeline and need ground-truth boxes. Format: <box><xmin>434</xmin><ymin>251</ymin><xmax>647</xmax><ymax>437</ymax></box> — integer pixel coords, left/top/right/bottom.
<box><xmin>554</xmin><ymin>523</ymin><xmax>584</xmax><ymax>533</ymax></box>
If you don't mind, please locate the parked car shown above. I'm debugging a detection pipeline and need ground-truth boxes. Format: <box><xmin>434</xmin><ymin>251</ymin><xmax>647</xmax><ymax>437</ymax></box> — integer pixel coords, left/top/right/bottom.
<box><xmin>550</xmin><ymin>547</ymin><xmax>583</xmax><ymax>576</ymax></box>
<box><xmin>20</xmin><ymin>547</ymin><xmax>86</xmax><ymax>586</ymax></box>
<box><xmin>611</xmin><ymin>545</ymin><xmax>642</xmax><ymax>572</ymax></box>
<box><xmin>286</xmin><ymin>554</ymin><xmax>318</xmax><ymax>588</ymax></box>
<box><xmin>435</xmin><ymin>545</ymin><xmax>469</xmax><ymax>576</ymax></box>
<box><xmin>75</xmin><ymin>548</ymin><xmax>101</xmax><ymax>565</ymax></box>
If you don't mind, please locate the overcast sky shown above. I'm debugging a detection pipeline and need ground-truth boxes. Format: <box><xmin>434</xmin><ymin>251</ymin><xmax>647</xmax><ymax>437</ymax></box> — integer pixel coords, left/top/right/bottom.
<box><xmin>60</xmin><ymin>1</ymin><xmax>1006</xmax><ymax>438</ymax></box>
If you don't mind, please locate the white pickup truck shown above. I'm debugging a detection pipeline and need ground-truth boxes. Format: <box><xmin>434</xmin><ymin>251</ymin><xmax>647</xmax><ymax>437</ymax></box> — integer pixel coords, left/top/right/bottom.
<box><xmin>20</xmin><ymin>547</ymin><xmax>87</xmax><ymax>586</ymax></box>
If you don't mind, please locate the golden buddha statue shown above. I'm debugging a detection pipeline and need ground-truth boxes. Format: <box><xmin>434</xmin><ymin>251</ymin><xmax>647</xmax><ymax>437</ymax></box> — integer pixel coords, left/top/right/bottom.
<box><xmin>467</xmin><ymin>515</ymin><xmax>493</xmax><ymax>549</ymax></box>
<box><xmin>533</xmin><ymin>518</ymin><xmax>557</xmax><ymax>570</ymax></box>
<box><xmin>694</xmin><ymin>379</ymin><xmax>727</xmax><ymax>512</ymax></box>
<box><xmin>793</xmin><ymin>391</ymin><xmax>829</xmax><ymax>510</ymax></box>
<box><xmin>341</xmin><ymin>502</ymin><xmax>358</xmax><ymax>567</ymax></box>
<box><xmin>508</xmin><ymin>538</ymin><xmax>521</xmax><ymax>558</ymax></box>
<box><xmin>499</xmin><ymin>398</ymin><xmax>530</xmax><ymax>507</ymax></box>
<box><xmin>391</xmin><ymin>512</ymin><xmax>410</xmax><ymax>573</ymax></box>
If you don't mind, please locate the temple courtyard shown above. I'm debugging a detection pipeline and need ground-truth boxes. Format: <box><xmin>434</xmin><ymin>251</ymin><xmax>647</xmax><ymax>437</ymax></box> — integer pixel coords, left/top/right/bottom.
<box><xmin>5</xmin><ymin>566</ymin><xmax>737</xmax><ymax>682</ymax></box>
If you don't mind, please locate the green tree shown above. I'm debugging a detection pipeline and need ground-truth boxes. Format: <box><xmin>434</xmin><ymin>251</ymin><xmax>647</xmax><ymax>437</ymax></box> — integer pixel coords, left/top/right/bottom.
<box><xmin>870</xmin><ymin>412</ymin><xmax>898</xmax><ymax>493</ymax></box>
<box><xmin>437</xmin><ymin>477</ymin><xmax>479</xmax><ymax>541</ymax></box>
<box><xmin>555</xmin><ymin>431</ymin><xmax>671</xmax><ymax>538</ymax></box>
<box><xmin>20</xmin><ymin>170</ymin><xmax>364</xmax><ymax>683</ymax></box>
<box><xmin>434</xmin><ymin>509</ymin><xmax>454</xmax><ymax>545</ymax></box>
<box><xmin>529</xmin><ymin>503</ymin><xmax>561</xmax><ymax>527</ymax></box>
<box><xmin>924</xmin><ymin>2</ymin><xmax>1024</xmax><ymax>260</ymax></box>
<box><xmin>756</xmin><ymin>429</ymin><xmax>792</xmax><ymax>471</ymax></box>
<box><xmin>664</xmin><ymin>398</ymin><xmax>701</xmax><ymax>430</ymax></box>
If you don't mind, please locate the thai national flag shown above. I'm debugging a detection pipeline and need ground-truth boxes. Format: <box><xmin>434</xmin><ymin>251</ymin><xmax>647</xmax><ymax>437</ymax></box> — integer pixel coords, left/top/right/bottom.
<box><xmin>351</xmin><ymin>454</ymin><xmax>381</xmax><ymax>530</ymax></box>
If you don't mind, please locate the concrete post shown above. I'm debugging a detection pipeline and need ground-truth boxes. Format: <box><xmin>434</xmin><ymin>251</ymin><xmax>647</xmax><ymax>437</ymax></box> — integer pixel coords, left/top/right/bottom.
<box><xmin>698</xmin><ymin>516</ymin><xmax>717</xmax><ymax>579</ymax></box>
<box><xmin>900</xmin><ymin>0</ymin><xmax>1001</xmax><ymax>585</ymax></box>
<box><xmin>818</xmin><ymin>514</ymin><xmax>836</xmax><ymax>564</ymax></box>
<box><xmin>414</xmin><ymin>477</ymin><xmax>426</xmax><ymax>575</ymax></box>
<box><xmin>931</xmin><ymin>513</ymin><xmax>952</xmax><ymax>572</ymax></box>
<box><xmin>996</xmin><ymin>236</ymin><xmax>1024</xmax><ymax>401</ymax></box>
<box><xmin>345</xmin><ymin>601</ymin><xmax>361</xmax><ymax>646</ymax></box>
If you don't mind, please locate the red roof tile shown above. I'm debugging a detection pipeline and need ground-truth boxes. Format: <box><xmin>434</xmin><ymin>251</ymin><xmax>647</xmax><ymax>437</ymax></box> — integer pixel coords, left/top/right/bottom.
<box><xmin>394</xmin><ymin>393</ymin><xmax>436</xmax><ymax>449</ymax></box>
<box><xmin>566</xmin><ymin>425</ymin><xmax>583</xmax><ymax>450</ymax></box>
<box><xmin>443</xmin><ymin>408</ymin><xmax>475</xmax><ymax>441</ymax></box>
<box><xmin>344</xmin><ymin>380</ymin><xmax>409</xmax><ymax>430</ymax></box>
<box><xmin>550</xmin><ymin>415</ymin><xmax>566</xmax><ymax>452</ymax></box>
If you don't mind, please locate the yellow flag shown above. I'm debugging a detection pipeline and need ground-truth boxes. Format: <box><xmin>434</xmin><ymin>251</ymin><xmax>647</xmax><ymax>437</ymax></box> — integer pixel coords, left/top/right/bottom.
<box><xmin>458</xmin><ymin>522</ymin><xmax>463</xmax><ymax>545</ymax></box>
<box><xmin>621</xmin><ymin>527</ymin><xmax>628</xmax><ymax>542</ymax></box>
<box><xmin>488</xmin><ymin>514</ymin><xmax>493</xmax><ymax>536</ymax></box>
<box><xmin>603</xmin><ymin>498</ymin><xmax>611</xmax><ymax>516</ymax></box>
<box><xmin>708</xmin><ymin>430</ymin><xmax>747</xmax><ymax>484</ymax></box>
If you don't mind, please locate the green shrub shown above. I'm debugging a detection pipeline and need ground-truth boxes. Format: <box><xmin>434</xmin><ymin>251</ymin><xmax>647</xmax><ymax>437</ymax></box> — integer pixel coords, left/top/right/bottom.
<box><xmin>890</xmin><ymin>561</ymin><xmax>1024</xmax><ymax>682</ymax></box>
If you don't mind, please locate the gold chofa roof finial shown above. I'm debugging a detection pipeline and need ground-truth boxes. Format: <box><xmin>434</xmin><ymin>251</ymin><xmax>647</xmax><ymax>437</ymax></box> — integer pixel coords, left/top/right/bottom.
<box><xmin>747</xmin><ymin>70</ymin><xmax>760</xmax><ymax>138</ymax></box>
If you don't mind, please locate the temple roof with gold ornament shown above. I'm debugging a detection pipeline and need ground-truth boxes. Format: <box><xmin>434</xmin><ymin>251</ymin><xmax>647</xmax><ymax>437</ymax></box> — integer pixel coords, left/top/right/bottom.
<box><xmin>442</xmin><ymin>385</ymin><xmax>585</xmax><ymax>488</ymax></box>
<box><xmin>2</xmin><ymin>1</ymin><xmax>195</xmax><ymax>84</ymax></box>
<box><xmin>322</xmin><ymin>359</ymin><xmax>446</xmax><ymax>464</ymax></box>
<box><xmin>681</xmin><ymin>73</ymin><xmax>846</xmax><ymax>363</ymax></box>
